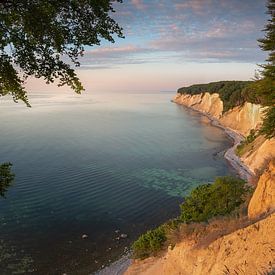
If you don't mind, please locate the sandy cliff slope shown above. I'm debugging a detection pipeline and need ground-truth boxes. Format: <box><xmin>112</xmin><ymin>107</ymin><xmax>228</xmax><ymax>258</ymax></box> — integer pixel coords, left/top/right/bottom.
<box><xmin>248</xmin><ymin>159</ymin><xmax>275</xmax><ymax>219</ymax></box>
<box><xmin>125</xmin><ymin>160</ymin><xmax>275</xmax><ymax>275</ymax></box>
<box><xmin>126</xmin><ymin>214</ymin><xmax>275</xmax><ymax>275</ymax></box>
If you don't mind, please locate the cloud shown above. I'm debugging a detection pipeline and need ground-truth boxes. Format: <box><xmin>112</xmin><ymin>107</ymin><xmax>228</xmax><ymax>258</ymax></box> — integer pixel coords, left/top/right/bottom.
<box><xmin>131</xmin><ymin>0</ymin><xmax>146</xmax><ymax>10</ymax></box>
<box><xmin>174</xmin><ymin>0</ymin><xmax>213</xmax><ymax>14</ymax></box>
<box><xmin>80</xmin><ymin>0</ymin><xmax>267</xmax><ymax>66</ymax></box>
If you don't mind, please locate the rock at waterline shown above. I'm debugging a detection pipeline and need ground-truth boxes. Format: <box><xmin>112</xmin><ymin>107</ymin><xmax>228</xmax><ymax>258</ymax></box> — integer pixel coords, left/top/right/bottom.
<box><xmin>82</xmin><ymin>234</ymin><xmax>88</xmax><ymax>239</ymax></box>
<box><xmin>120</xmin><ymin>233</ymin><xmax>128</xmax><ymax>239</ymax></box>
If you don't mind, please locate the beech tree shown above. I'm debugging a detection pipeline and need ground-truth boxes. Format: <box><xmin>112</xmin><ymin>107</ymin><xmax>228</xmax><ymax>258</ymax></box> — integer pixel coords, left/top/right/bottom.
<box><xmin>0</xmin><ymin>0</ymin><xmax>123</xmax><ymax>106</ymax></box>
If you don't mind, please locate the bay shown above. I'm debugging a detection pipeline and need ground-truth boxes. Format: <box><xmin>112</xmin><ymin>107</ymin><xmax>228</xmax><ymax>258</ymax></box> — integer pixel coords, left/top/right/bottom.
<box><xmin>0</xmin><ymin>91</ymin><xmax>234</xmax><ymax>274</ymax></box>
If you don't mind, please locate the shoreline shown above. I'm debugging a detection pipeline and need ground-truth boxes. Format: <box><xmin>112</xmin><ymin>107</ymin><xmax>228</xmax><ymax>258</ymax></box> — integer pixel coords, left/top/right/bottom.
<box><xmin>95</xmin><ymin>254</ymin><xmax>132</xmax><ymax>275</ymax></box>
<box><xmin>95</xmin><ymin>100</ymin><xmax>256</xmax><ymax>275</ymax></box>
<box><xmin>172</xmin><ymin>100</ymin><xmax>255</xmax><ymax>184</ymax></box>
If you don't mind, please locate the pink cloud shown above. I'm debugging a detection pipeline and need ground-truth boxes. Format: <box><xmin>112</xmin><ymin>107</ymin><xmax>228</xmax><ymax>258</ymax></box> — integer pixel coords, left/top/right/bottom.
<box><xmin>87</xmin><ymin>45</ymin><xmax>142</xmax><ymax>56</ymax></box>
<box><xmin>175</xmin><ymin>0</ymin><xmax>213</xmax><ymax>14</ymax></box>
<box><xmin>131</xmin><ymin>0</ymin><xmax>146</xmax><ymax>10</ymax></box>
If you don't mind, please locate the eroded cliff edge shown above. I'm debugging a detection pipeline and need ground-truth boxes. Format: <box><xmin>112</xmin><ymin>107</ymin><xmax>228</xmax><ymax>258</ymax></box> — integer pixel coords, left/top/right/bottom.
<box><xmin>173</xmin><ymin>92</ymin><xmax>275</xmax><ymax>178</ymax></box>
<box><xmin>125</xmin><ymin>92</ymin><xmax>275</xmax><ymax>275</ymax></box>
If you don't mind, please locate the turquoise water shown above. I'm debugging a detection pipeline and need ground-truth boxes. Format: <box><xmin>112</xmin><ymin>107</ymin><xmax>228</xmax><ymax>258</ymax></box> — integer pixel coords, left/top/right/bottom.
<box><xmin>0</xmin><ymin>92</ymin><xmax>234</xmax><ymax>274</ymax></box>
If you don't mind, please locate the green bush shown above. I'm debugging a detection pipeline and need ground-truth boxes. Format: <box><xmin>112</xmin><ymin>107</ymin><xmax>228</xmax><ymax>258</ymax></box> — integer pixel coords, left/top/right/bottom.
<box><xmin>132</xmin><ymin>176</ymin><xmax>250</xmax><ymax>259</ymax></box>
<box><xmin>235</xmin><ymin>129</ymin><xmax>257</xmax><ymax>156</ymax></box>
<box><xmin>132</xmin><ymin>225</ymin><xmax>167</xmax><ymax>259</ymax></box>
<box><xmin>180</xmin><ymin>176</ymin><xmax>249</xmax><ymax>223</ymax></box>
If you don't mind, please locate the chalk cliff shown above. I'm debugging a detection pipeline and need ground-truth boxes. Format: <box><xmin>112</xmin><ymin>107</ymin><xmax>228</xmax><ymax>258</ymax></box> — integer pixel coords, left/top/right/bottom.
<box><xmin>173</xmin><ymin>92</ymin><xmax>275</xmax><ymax>178</ymax></box>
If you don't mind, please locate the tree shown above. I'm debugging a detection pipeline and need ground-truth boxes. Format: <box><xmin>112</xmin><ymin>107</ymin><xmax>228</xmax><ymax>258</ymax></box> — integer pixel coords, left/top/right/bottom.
<box><xmin>258</xmin><ymin>0</ymin><xmax>275</xmax><ymax>79</ymax></box>
<box><xmin>179</xmin><ymin>176</ymin><xmax>249</xmax><ymax>223</ymax></box>
<box><xmin>256</xmin><ymin>0</ymin><xmax>275</xmax><ymax>138</ymax></box>
<box><xmin>0</xmin><ymin>0</ymin><xmax>124</xmax><ymax>106</ymax></box>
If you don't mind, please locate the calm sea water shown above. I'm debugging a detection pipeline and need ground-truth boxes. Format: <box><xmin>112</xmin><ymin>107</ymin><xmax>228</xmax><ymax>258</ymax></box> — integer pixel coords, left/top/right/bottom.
<box><xmin>0</xmin><ymin>91</ymin><xmax>234</xmax><ymax>274</ymax></box>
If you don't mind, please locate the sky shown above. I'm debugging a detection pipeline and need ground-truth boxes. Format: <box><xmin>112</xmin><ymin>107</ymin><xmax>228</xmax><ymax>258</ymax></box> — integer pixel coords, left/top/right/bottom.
<box><xmin>28</xmin><ymin>0</ymin><xmax>268</xmax><ymax>94</ymax></box>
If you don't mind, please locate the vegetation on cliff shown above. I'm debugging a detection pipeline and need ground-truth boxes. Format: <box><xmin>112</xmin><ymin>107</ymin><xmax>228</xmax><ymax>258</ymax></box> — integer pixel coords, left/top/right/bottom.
<box><xmin>236</xmin><ymin>130</ymin><xmax>257</xmax><ymax>157</ymax></box>
<box><xmin>178</xmin><ymin>1</ymin><xmax>275</xmax><ymax>139</ymax></box>
<box><xmin>177</xmin><ymin>81</ymin><xmax>252</xmax><ymax>112</ymax></box>
<box><xmin>132</xmin><ymin>176</ymin><xmax>251</xmax><ymax>259</ymax></box>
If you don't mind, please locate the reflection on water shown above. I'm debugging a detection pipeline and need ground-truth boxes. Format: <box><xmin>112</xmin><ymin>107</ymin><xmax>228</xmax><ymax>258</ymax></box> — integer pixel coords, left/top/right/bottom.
<box><xmin>0</xmin><ymin>163</ymin><xmax>14</xmax><ymax>198</ymax></box>
<box><xmin>0</xmin><ymin>92</ymin><xmax>235</xmax><ymax>273</ymax></box>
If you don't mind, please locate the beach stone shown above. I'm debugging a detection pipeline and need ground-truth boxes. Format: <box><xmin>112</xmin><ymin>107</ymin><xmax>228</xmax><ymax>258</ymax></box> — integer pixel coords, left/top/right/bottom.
<box><xmin>82</xmin><ymin>234</ymin><xmax>88</xmax><ymax>239</ymax></box>
<box><xmin>115</xmin><ymin>230</ymin><xmax>120</xmax><ymax>234</ymax></box>
<box><xmin>120</xmin><ymin>233</ymin><xmax>128</xmax><ymax>239</ymax></box>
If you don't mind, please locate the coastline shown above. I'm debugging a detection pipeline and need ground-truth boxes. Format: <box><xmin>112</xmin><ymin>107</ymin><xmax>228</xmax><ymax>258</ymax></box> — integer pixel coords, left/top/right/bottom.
<box><xmin>172</xmin><ymin>100</ymin><xmax>255</xmax><ymax>184</ymax></box>
<box><xmin>97</xmin><ymin>100</ymin><xmax>256</xmax><ymax>275</ymax></box>
<box><xmin>95</xmin><ymin>254</ymin><xmax>132</xmax><ymax>275</ymax></box>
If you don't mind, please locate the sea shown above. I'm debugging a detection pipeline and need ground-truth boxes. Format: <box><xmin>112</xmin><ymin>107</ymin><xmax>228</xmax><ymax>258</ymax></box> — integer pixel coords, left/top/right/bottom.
<box><xmin>0</xmin><ymin>91</ymin><xmax>235</xmax><ymax>274</ymax></box>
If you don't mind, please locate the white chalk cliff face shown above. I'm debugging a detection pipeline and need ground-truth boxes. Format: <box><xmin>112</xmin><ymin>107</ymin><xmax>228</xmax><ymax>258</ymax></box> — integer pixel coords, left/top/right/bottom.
<box><xmin>125</xmin><ymin>93</ymin><xmax>275</xmax><ymax>275</ymax></box>
<box><xmin>173</xmin><ymin>93</ymin><xmax>223</xmax><ymax>119</ymax></box>
<box><xmin>173</xmin><ymin>92</ymin><xmax>275</xmax><ymax>176</ymax></box>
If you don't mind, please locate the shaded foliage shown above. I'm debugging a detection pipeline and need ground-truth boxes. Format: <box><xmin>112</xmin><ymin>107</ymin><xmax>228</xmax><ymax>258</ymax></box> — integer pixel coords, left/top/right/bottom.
<box><xmin>177</xmin><ymin>81</ymin><xmax>252</xmax><ymax>112</ymax></box>
<box><xmin>179</xmin><ymin>176</ymin><xmax>249</xmax><ymax>223</ymax></box>
<box><xmin>258</xmin><ymin>0</ymin><xmax>275</xmax><ymax>79</ymax></box>
<box><xmin>0</xmin><ymin>0</ymin><xmax>124</xmax><ymax>105</ymax></box>
<box><xmin>260</xmin><ymin>106</ymin><xmax>275</xmax><ymax>139</ymax></box>
<box><xmin>241</xmin><ymin>78</ymin><xmax>275</xmax><ymax>106</ymax></box>
<box><xmin>132</xmin><ymin>225</ymin><xmax>167</xmax><ymax>259</ymax></box>
<box><xmin>0</xmin><ymin>163</ymin><xmax>15</xmax><ymax>197</ymax></box>
<box><xmin>236</xmin><ymin>129</ymin><xmax>257</xmax><ymax>156</ymax></box>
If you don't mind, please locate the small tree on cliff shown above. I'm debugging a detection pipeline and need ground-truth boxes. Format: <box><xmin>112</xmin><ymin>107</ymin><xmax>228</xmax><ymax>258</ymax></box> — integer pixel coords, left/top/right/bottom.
<box><xmin>0</xmin><ymin>0</ymin><xmax>124</xmax><ymax>106</ymax></box>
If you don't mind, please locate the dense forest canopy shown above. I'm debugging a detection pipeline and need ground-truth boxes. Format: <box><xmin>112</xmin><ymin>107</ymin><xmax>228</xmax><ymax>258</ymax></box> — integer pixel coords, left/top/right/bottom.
<box><xmin>177</xmin><ymin>81</ymin><xmax>252</xmax><ymax>112</ymax></box>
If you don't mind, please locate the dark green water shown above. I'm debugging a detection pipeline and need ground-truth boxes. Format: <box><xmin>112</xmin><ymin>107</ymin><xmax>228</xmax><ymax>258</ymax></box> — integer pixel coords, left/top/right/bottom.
<box><xmin>0</xmin><ymin>92</ymin><xmax>234</xmax><ymax>274</ymax></box>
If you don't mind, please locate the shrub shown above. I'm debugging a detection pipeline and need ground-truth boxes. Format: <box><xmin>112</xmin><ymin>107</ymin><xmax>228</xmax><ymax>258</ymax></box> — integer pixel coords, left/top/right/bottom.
<box><xmin>180</xmin><ymin>176</ymin><xmax>249</xmax><ymax>223</ymax></box>
<box><xmin>132</xmin><ymin>225</ymin><xmax>167</xmax><ymax>259</ymax></box>
<box><xmin>235</xmin><ymin>129</ymin><xmax>257</xmax><ymax>156</ymax></box>
<box><xmin>132</xmin><ymin>176</ymin><xmax>250</xmax><ymax>259</ymax></box>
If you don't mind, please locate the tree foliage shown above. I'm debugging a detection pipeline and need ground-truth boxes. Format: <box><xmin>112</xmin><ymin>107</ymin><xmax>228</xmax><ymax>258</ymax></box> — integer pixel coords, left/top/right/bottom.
<box><xmin>258</xmin><ymin>0</ymin><xmax>275</xmax><ymax>79</ymax></box>
<box><xmin>178</xmin><ymin>81</ymin><xmax>252</xmax><ymax>112</ymax></box>
<box><xmin>260</xmin><ymin>106</ymin><xmax>275</xmax><ymax>139</ymax></box>
<box><xmin>132</xmin><ymin>225</ymin><xmax>167</xmax><ymax>259</ymax></box>
<box><xmin>179</xmin><ymin>176</ymin><xmax>249</xmax><ymax>223</ymax></box>
<box><xmin>0</xmin><ymin>0</ymin><xmax>123</xmax><ymax>105</ymax></box>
